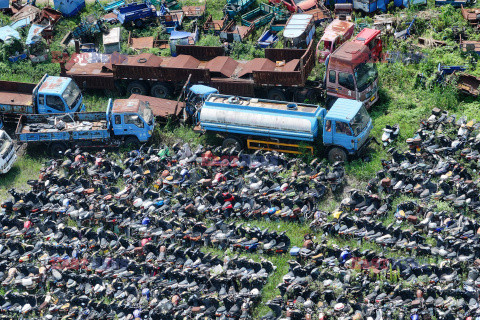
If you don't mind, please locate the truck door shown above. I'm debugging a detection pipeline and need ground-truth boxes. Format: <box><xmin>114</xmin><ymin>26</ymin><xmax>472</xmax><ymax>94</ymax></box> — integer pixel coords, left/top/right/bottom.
<box><xmin>337</xmin><ymin>72</ymin><xmax>356</xmax><ymax>98</ymax></box>
<box><xmin>332</xmin><ymin>121</ymin><xmax>353</xmax><ymax>152</ymax></box>
<box><xmin>323</xmin><ymin>119</ymin><xmax>333</xmax><ymax>145</ymax></box>
<box><xmin>112</xmin><ymin>114</ymin><xmax>125</xmax><ymax>136</ymax></box>
<box><xmin>45</xmin><ymin>95</ymin><xmax>66</xmax><ymax>113</ymax></box>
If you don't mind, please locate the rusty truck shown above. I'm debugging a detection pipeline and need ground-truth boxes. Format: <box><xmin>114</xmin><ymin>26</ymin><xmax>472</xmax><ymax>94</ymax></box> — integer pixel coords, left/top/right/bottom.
<box><xmin>60</xmin><ymin>44</ymin><xmax>318</xmax><ymax>102</ymax></box>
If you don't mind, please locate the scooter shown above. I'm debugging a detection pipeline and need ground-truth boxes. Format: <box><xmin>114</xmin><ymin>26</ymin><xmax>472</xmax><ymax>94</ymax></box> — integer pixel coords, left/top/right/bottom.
<box><xmin>382</xmin><ymin>124</ymin><xmax>400</xmax><ymax>147</ymax></box>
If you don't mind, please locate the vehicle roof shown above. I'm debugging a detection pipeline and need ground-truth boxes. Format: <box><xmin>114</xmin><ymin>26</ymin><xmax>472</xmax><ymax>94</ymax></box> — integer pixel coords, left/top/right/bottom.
<box><xmin>189</xmin><ymin>85</ymin><xmax>218</xmax><ymax>96</ymax></box>
<box><xmin>326</xmin><ymin>98</ymin><xmax>363</xmax><ymax>121</ymax></box>
<box><xmin>320</xmin><ymin>19</ymin><xmax>354</xmax><ymax>42</ymax></box>
<box><xmin>112</xmin><ymin>99</ymin><xmax>142</xmax><ymax>113</ymax></box>
<box><xmin>330</xmin><ymin>41</ymin><xmax>370</xmax><ymax>64</ymax></box>
<box><xmin>39</xmin><ymin>76</ymin><xmax>72</xmax><ymax>95</ymax></box>
<box><xmin>170</xmin><ymin>30</ymin><xmax>195</xmax><ymax>40</ymax></box>
<box><xmin>354</xmin><ymin>28</ymin><xmax>381</xmax><ymax>44</ymax></box>
<box><xmin>284</xmin><ymin>14</ymin><xmax>313</xmax><ymax>39</ymax></box>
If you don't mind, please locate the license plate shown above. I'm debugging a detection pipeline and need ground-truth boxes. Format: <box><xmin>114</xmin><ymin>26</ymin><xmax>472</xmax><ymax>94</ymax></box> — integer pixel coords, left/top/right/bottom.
<box><xmin>370</xmin><ymin>95</ymin><xmax>375</xmax><ymax>102</ymax></box>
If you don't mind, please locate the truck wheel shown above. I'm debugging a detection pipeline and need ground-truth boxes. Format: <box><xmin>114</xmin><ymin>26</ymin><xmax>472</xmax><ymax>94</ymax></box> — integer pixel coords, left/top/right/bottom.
<box><xmin>134</xmin><ymin>19</ymin><xmax>144</xmax><ymax>28</ymax></box>
<box><xmin>127</xmin><ymin>81</ymin><xmax>148</xmax><ymax>95</ymax></box>
<box><xmin>268</xmin><ymin>89</ymin><xmax>286</xmax><ymax>101</ymax></box>
<box><xmin>328</xmin><ymin>147</ymin><xmax>347</xmax><ymax>163</ymax></box>
<box><xmin>124</xmin><ymin>136</ymin><xmax>140</xmax><ymax>149</ymax></box>
<box><xmin>222</xmin><ymin>137</ymin><xmax>242</xmax><ymax>151</ymax></box>
<box><xmin>150</xmin><ymin>83</ymin><xmax>170</xmax><ymax>98</ymax></box>
<box><xmin>49</xmin><ymin>143</ymin><xmax>67</xmax><ymax>157</ymax></box>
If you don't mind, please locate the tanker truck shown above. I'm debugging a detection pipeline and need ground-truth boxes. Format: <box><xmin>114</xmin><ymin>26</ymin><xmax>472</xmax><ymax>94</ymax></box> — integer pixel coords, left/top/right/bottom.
<box><xmin>197</xmin><ymin>95</ymin><xmax>373</xmax><ymax>162</ymax></box>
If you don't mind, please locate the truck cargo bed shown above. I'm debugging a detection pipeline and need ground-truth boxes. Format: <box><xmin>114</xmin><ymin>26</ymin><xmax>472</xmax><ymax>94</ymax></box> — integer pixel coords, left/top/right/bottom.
<box><xmin>129</xmin><ymin>94</ymin><xmax>184</xmax><ymax>119</ymax></box>
<box><xmin>0</xmin><ymin>80</ymin><xmax>36</xmax><ymax>114</ymax></box>
<box><xmin>16</xmin><ymin>112</ymin><xmax>110</xmax><ymax>143</ymax></box>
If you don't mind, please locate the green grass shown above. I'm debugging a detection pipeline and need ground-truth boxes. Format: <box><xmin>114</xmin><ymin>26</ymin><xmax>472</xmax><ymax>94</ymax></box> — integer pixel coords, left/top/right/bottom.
<box><xmin>0</xmin><ymin>154</ymin><xmax>45</xmax><ymax>200</ymax></box>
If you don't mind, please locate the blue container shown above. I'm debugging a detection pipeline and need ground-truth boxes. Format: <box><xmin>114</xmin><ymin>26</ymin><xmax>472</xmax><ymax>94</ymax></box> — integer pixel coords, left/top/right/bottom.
<box><xmin>53</xmin><ymin>0</ymin><xmax>86</xmax><ymax>17</ymax></box>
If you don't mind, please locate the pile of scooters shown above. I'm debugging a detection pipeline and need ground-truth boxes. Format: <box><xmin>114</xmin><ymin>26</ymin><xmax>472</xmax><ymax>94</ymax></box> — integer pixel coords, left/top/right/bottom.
<box><xmin>3</xmin><ymin>107</ymin><xmax>480</xmax><ymax>319</ymax></box>
<box><xmin>270</xmin><ymin>108</ymin><xmax>480</xmax><ymax>319</ymax></box>
<box><xmin>0</xmin><ymin>141</ymin><xmax>348</xmax><ymax>319</ymax></box>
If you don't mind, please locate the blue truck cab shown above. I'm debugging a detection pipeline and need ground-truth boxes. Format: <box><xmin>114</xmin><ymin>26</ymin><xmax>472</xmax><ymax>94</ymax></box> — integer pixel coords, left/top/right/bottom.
<box><xmin>110</xmin><ymin>98</ymin><xmax>155</xmax><ymax>142</ymax></box>
<box><xmin>198</xmin><ymin>94</ymin><xmax>372</xmax><ymax>162</ymax></box>
<box><xmin>323</xmin><ymin>99</ymin><xmax>372</xmax><ymax>161</ymax></box>
<box><xmin>36</xmin><ymin>75</ymin><xmax>86</xmax><ymax>114</ymax></box>
<box><xmin>0</xmin><ymin>74</ymin><xmax>85</xmax><ymax>125</ymax></box>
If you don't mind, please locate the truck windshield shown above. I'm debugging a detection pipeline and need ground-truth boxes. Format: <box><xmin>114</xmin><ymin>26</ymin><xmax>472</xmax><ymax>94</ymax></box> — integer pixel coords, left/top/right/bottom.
<box><xmin>350</xmin><ymin>105</ymin><xmax>370</xmax><ymax>136</ymax></box>
<box><xmin>62</xmin><ymin>82</ymin><xmax>82</xmax><ymax>110</ymax></box>
<box><xmin>354</xmin><ymin>62</ymin><xmax>378</xmax><ymax>92</ymax></box>
<box><xmin>139</xmin><ymin>102</ymin><xmax>154</xmax><ymax>126</ymax></box>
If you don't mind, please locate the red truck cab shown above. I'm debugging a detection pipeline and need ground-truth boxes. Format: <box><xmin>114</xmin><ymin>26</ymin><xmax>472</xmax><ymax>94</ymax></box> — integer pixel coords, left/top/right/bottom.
<box><xmin>353</xmin><ymin>28</ymin><xmax>382</xmax><ymax>62</ymax></box>
<box><xmin>316</xmin><ymin>19</ymin><xmax>355</xmax><ymax>63</ymax></box>
<box><xmin>325</xmin><ymin>41</ymin><xmax>379</xmax><ymax>109</ymax></box>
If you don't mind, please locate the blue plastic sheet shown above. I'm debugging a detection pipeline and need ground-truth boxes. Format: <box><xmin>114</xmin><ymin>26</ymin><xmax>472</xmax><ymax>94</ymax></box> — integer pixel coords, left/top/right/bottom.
<box><xmin>26</xmin><ymin>24</ymin><xmax>46</xmax><ymax>45</ymax></box>
<box><xmin>0</xmin><ymin>26</ymin><xmax>21</xmax><ymax>43</ymax></box>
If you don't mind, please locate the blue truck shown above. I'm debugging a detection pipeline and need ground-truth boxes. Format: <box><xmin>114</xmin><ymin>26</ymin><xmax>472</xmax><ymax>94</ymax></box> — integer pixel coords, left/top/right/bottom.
<box><xmin>198</xmin><ymin>95</ymin><xmax>372</xmax><ymax>162</ymax></box>
<box><xmin>15</xmin><ymin>98</ymin><xmax>155</xmax><ymax>155</ymax></box>
<box><xmin>114</xmin><ymin>2</ymin><xmax>158</xmax><ymax>27</ymax></box>
<box><xmin>0</xmin><ymin>75</ymin><xmax>86</xmax><ymax>125</ymax></box>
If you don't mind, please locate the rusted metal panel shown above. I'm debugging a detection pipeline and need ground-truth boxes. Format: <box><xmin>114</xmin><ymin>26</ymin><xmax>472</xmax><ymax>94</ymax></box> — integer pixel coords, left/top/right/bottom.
<box><xmin>203</xmin><ymin>15</ymin><xmax>227</xmax><ymax>33</ymax></box>
<box><xmin>210</xmin><ymin>79</ymin><xmax>255</xmax><ymax>96</ymax></box>
<box><xmin>129</xmin><ymin>94</ymin><xmax>184</xmax><ymax>117</ymax></box>
<box><xmin>461</xmin><ymin>5</ymin><xmax>480</xmax><ymax>25</ymax></box>
<box><xmin>182</xmin><ymin>4</ymin><xmax>205</xmax><ymax>18</ymax></box>
<box><xmin>166</xmin><ymin>54</ymin><xmax>201</xmax><ymax>68</ymax></box>
<box><xmin>113</xmin><ymin>64</ymin><xmax>163</xmax><ymax>80</ymax></box>
<box><xmin>175</xmin><ymin>45</ymin><xmax>224</xmax><ymax>61</ymax></box>
<box><xmin>11</xmin><ymin>5</ymin><xmax>40</xmax><ymax>23</ymax></box>
<box><xmin>112</xmin><ymin>99</ymin><xmax>141</xmax><ymax>113</ymax></box>
<box><xmin>70</xmin><ymin>75</ymin><xmax>115</xmax><ymax>90</ymax></box>
<box><xmin>124</xmin><ymin>53</ymin><xmax>163</xmax><ymax>67</ymax></box>
<box><xmin>0</xmin><ymin>92</ymin><xmax>32</xmax><ymax>107</ymax></box>
<box><xmin>0</xmin><ymin>80</ymin><xmax>36</xmax><ymax>94</ymax></box>
<box><xmin>237</xmin><ymin>58</ymin><xmax>276</xmax><ymax>78</ymax></box>
<box><xmin>161</xmin><ymin>67</ymin><xmax>211</xmax><ymax>83</ymax></box>
<box><xmin>457</xmin><ymin>74</ymin><xmax>480</xmax><ymax>96</ymax></box>
<box><xmin>206</xmin><ymin>56</ymin><xmax>238</xmax><ymax>77</ymax></box>
<box><xmin>265</xmin><ymin>46</ymin><xmax>306</xmax><ymax>62</ymax></box>
<box><xmin>253</xmin><ymin>71</ymin><xmax>303</xmax><ymax>86</ymax></box>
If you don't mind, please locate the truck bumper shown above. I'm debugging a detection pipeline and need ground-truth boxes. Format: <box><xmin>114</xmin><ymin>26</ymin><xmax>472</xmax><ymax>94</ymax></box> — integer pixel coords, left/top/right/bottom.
<box><xmin>1</xmin><ymin>153</ymin><xmax>17</xmax><ymax>174</ymax></box>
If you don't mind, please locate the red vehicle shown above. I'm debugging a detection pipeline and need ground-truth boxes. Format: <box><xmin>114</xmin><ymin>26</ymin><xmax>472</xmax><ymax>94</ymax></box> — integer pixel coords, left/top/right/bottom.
<box><xmin>325</xmin><ymin>41</ymin><xmax>379</xmax><ymax>109</ymax></box>
<box><xmin>316</xmin><ymin>19</ymin><xmax>355</xmax><ymax>63</ymax></box>
<box><xmin>269</xmin><ymin>0</ymin><xmax>326</xmax><ymax>15</ymax></box>
<box><xmin>353</xmin><ymin>28</ymin><xmax>382</xmax><ymax>61</ymax></box>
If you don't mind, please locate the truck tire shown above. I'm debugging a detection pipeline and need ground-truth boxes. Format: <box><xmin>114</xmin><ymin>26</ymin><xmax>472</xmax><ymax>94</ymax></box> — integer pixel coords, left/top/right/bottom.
<box><xmin>222</xmin><ymin>137</ymin><xmax>243</xmax><ymax>151</ymax></box>
<box><xmin>268</xmin><ymin>89</ymin><xmax>286</xmax><ymax>101</ymax></box>
<box><xmin>127</xmin><ymin>81</ymin><xmax>148</xmax><ymax>95</ymax></box>
<box><xmin>124</xmin><ymin>136</ymin><xmax>140</xmax><ymax>149</ymax></box>
<box><xmin>328</xmin><ymin>147</ymin><xmax>347</xmax><ymax>163</ymax></box>
<box><xmin>134</xmin><ymin>19</ymin><xmax>144</xmax><ymax>28</ymax></box>
<box><xmin>49</xmin><ymin>143</ymin><xmax>67</xmax><ymax>157</ymax></box>
<box><xmin>150</xmin><ymin>83</ymin><xmax>170</xmax><ymax>98</ymax></box>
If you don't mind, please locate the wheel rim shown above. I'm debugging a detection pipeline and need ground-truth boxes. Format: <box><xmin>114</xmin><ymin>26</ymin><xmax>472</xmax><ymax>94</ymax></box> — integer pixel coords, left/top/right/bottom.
<box><xmin>331</xmin><ymin>149</ymin><xmax>345</xmax><ymax>162</ymax></box>
<box><xmin>153</xmin><ymin>87</ymin><xmax>167</xmax><ymax>98</ymax></box>
<box><xmin>131</xmin><ymin>87</ymin><xmax>142</xmax><ymax>94</ymax></box>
